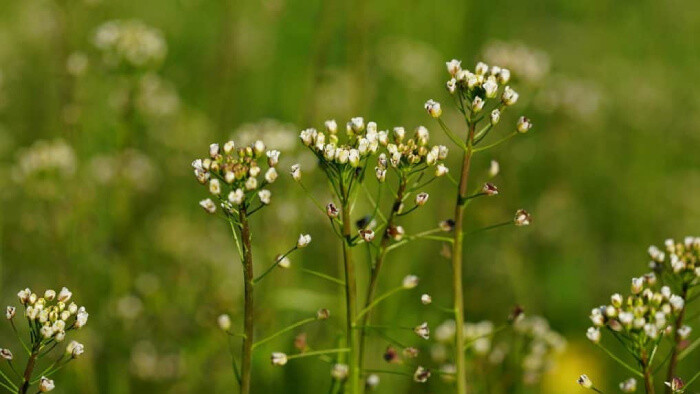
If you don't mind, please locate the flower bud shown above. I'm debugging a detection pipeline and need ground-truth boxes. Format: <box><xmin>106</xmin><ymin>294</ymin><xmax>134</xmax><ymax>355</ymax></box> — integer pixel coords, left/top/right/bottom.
<box><xmin>290</xmin><ymin>164</ymin><xmax>301</xmax><ymax>181</ymax></box>
<box><xmin>39</xmin><ymin>377</ymin><xmax>55</xmax><ymax>392</ymax></box>
<box><xmin>297</xmin><ymin>234</ymin><xmax>312</xmax><ymax>248</ymax></box>
<box><xmin>475</xmin><ymin>62</ymin><xmax>489</xmax><ymax>75</ymax></box>
<box><xmin>666</xmin><ymin>377</ymin><xmax>685</xmax><ymax>393</ymax></box>
<box><xmin>366</xmin><ymin>374</ymin><xmax>380</xmax><ymax>390</ymax></box>
<box><xmin>471</xmin><ymin>96</ymin><xmax>485</xmax><ymax>113</ymax></box>
<box><xmin>325</xmin><ymin>119</ymin><xmax>338</xmax><ymax>134</ymax></box>
<box><xmin>482</xmin><ymin>183</ymin><xmax>498</xmax><ymax>196</ymax></box>
<box><xmin>611</xmin><ymin>293</ymin><xmax>623</xmax><ymax>308</ymax></box>
<box><xmin>209</xmin><ymin>143</ymin><xmax>220</xmax><ymax>158</ymax></box>
<box><xmin>446</xmin><ymin>78</ymin><xmax>457</xmax><ymax>94</ymax></box>
<box><xmin>489</xmin><ymin>160</ymin><xmax>500</xmax><ymax>178</ymax></box>
<box><xmin>375</xmin><ymin>167</ymin><xmax>386</xmax><ymax>182</ymax></box>
<box><xmin>209</xmin><ymin>179</ymin><xmax>221</xmax><ymax>195</ymax></box>
<box><xmin>271</xmin><ymin>352</ymin><xmax>288</xmax><ymax>366</ymax></box>
<box><xmin>44</xmin><ymin>290</ymin><xmax>56</xmax><ymax>301</ymax></box>
<box><xmin>58</xmin><ymin>287</ymin><xmax>72</xmax><ymax>303</ymax></box>
<box><xmin>421</xmin><ymin>294</ymin><xmax>432</xmax><ymax>305</ymax></box>
<box><xmin>276</xmin><ymin>254</ymin><xmax>291</xmax><ymax>269</ymax></box>
<box><xmin>678</xmin><ymin>325</ymin><xmax>692</xmax><ymax>339</ymax></box>
<box><xmin>331</xmin><ymin>364</ymin><xmax>349</xmax><ymax>381</ymax></box>
<box><xmin>223</xmin><ymin>140</ymin><xmax>235</xmax><ymax>154</ymax></box>
<box><xmin>326</xmin><ymin>203</ymin><xmax>339</xmax><ymax>218</ymax></box>
<box><xmin>435</xmin><ymin>164</ymin><xmax>449</xmax><ymax>177</ymax></box>
<box><xmin>577</xmin><ymin>374</ymin><xmax>593</xmax><ymax>389</ymax></box>
<box><xmin>403</xmin><ymin>275</ymin><xmax>419</xmax><ymax>289</ymax></box>
<box><xmin>258</xmin><ymin>189</ymin><xmax>271</xmax><ymax>205</ymax></box>
<box><xmin>66</xmin><ymin>341</ymin><xmax>84</xmax><ymax>358</ymax></box>
<box><xmin>501</xmin><ymin>86</ymin><xmax>519</xmax><ymax>106</ymax></box>
<box><xmin>586</xmin><ymin>327</ymin><xmax>600</xmax><ymax>343</ymax></box>
<box><xmin>498</xmin><ymin>68</ymin><xmax>511</xmax><ymax>84</ymax></box>
<box><xmin>490</xmin><ymin>109</ymin><xmax>501</xmax><ymax>125</ymax></box>
<box><xmin>265</xmin><ymin>168</ymin><xmax>278</xmax><ymax>183</ymax></box>
<box><xmin>439</xmin><ymin>219</ymin><xmax>455</xmax><ymax>232</ymax></box>
<box><xmin>631</xmin><ymin>277</ymin><xmax>644</xmax><ymax>294</ymax></box>
<box><xmin>483</xmin><ymin>78</ymin><xmax>498</xmax><ymax>98</ymax></box>
<box><xmin>316</xmin><ymin>308</ymin><xmax>330</xmax><ymax>320</ymax></box>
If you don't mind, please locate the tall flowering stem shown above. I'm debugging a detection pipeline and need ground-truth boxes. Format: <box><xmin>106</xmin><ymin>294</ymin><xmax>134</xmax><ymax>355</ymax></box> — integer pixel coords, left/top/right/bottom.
<box><xmin>239</xmin><ymin>206</ymin><xmax>255</xmax><ymax>394</ymax></box>
<box><xmin>194</xmin><ymin>140</ymin><xmax>297</xmax><ymax>393</ymax></box>
<box><xmin>428</xmin><ymin>59</ymin><xmax>531</xmax><ymax>394</ymax></box>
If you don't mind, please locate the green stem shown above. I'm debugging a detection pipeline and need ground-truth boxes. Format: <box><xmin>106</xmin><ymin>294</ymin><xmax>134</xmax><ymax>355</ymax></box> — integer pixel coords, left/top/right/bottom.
<box><xmin>341</xmin><ymin>198</ymin><xmax>360</xmax><ymax>394</ymax></box>
<box><xmin>298</xmin><ymin>268</ymin><xmax>346</xmax><ymax>286</ymax></box>
<box><xmin>594</xmin><ymin>343</ymin><xmax>643</xmax><ymax>378</ymax></box>
<box><xmin>239</xmin><ymin>206</ymin><xmax>255</xmax><ymax>394</ymax></box>
<box><xmin>18</xmin><ymin>346</ymin><xmax>40</xmax><ymax>394</ymax></box>
<box><xmin>473</xmin><ymin>131</ymin><xmax>517</xmax><ymax>152</ymax></box>
<box><xmin>286</xmin><ymin>348</ymin><xmax>350</xmax><ymax>360</ymax></box>
<box><xmin>354</xmin><ymin>287</ymin><xmax>404</xmax><ymax>323</ymax></box>
<box><xmin>665</xmin><ymin>285</ymin><xmax>688</xmax><ymax>394</ymax></box>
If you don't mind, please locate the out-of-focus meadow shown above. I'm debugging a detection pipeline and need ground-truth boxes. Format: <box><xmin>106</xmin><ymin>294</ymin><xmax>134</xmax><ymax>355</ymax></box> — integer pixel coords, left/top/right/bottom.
<box><xmin>0</xmin><ymin>0</ymin><xmax>699</xmax><ymax>392</ymax></box>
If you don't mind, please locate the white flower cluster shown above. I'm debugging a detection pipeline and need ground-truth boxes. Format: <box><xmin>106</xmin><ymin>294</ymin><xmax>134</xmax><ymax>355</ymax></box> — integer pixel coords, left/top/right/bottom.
<box><xmin>93</xmin><ymin>20</ymin><xmax>167</xmax><ymax>69</ymax></box>
<box><xmin>12</xmin><ymin>139</ymin><xmax>76</xmax><ymax>182</ymax></box>
<box><xmin>299</xmin><ymin>117</ymin><xmax>380</xmax><ymax>168</ymax></box>
<box><xmin>587</xmin><ymin>276</ymin><xmax>685</xmax><ymax>347</ymax></box>
<box><xmin>193</xmin><ymin>140</ymin><xmax>279</xmax><ymax>214</ymax></box>
<box><xmin>16</xmin><ymin>287</ymin><xmax>89</xmax><ymax>343</ymax></box>
<box><xmin>375</xmin><ymin>126</ymin><xmax>449</xmax><ymax>181</ymax></box>
<box><xmin>648</xmin><ymin>236</ymin><xmax>700</xmax><ymax>279</ymax></box>
<box><xmin>436</xmin><ymin>59</ymin><xmax>532</xmax><ymax>134</ymax></box>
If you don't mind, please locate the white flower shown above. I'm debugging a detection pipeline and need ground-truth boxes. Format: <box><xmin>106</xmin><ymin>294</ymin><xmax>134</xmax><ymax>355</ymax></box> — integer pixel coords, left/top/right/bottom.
<box><xmin>0</xmin><ymin>349</ymin><xmax>12</xmax><ymax>360</ymax></box>
<box><xmin>586</xmin><ymin>327</ymin><xmax>600</xmax><ymax>343</ymax></box>
<box><xmin>75</xmin><ymin>307</ymin><xmax>88</xmax><ymax>328</ymax></box>
<box><xmin>489</xmin><ymin>160</ymin><xmax>500</xmax><ymax>177</ymax></box>
<box><xmin>299</xmin><ymin>128</ymin><xmax>316</xmax><ymax>146</ymax></box>
<box><xmin>349</xmin><ymin>117</ymin><xmax>365</xmax><ymax>133</ymax></box>
<box><xmin>413</xmin><ymin>366</ymin><xmax>431</xmax><ymax>383</ymax></box>
<box><xmin>349</xmin><ymin>149</ymin><xmax>360</xmax><ymax>167</ymax></box>
<box><xmin>208</xmin><ymin>179</ymin><xmax>221</xmax><ymax>195</ymax></box>
<box><xmin>483</xmin><ymin>78</ymin><xmax>498</xmax><ymax>98</ymax></box>
<box><xmin>678</xmin><ymin>325</ymin><xmax>692</xmax><ymax>340</ymax></box>
<box><xmin>6</xmin><ymin>306</ymin><xmax>16</xmax><ymax>320</ymax></box>
<box><xmin>271</xmin><ymin>352</ymin><xmax>287</xmax><ymax>366</ymax></box>
<box><xmin>421</xmin><ymin>294</ymin><xmax>432</xmax><ymax>305</ymax></box>
<box><xmin>501</xmin><ymin>86</ymin><xmax>519</xmax><ymax>106</ymax></box>
<box><xmin>223</xmin><ymin>140</ymin><xmax>235</xmax><ymax>154</ymax></box>
<box><xmin>263</xmin><ymin>150</ymin><xmax>280</xmax><ymax>167</ymax></box>
<box><xmin>403</xmin><ymin>275</ymin><xmax>419</xmax><ymax>289</ymax></box>
<box><xmin>209</xmin><ymin>143</ymin><xmax>219</xmax><ymax>158</ymax></box>
<box><xmin>611</xmin><ymin>293</ymin><xmax>623</xmax><ymax>308</ymax></box>
<box><xmin>17</xmin><ymin>289</ymin><xmax>31</xmax><ymax>305</ymax></box>
<box><xmin>446</xmin><ymin>59</ymin><xmax>461</xmax><ymax>76</ymax></box>
<box><xmin>619</xmin><ymin>378</ymin><xmax>637</xmax><ymax>393</ymax></box>
<box><xmin>475</xmin><ymin>62</ymin><xmax>489</xmax><ymax>75</ymax></box>
<box><xmin>644</xmin><ymin>323</ymin><xmax>659</xmax><ymax>339</ymax></box>
<box><xmin>66</xmin><ymin>341</ymin><xmax>84</xmax><ymax>358</ymax></box>
<box><xmin>366</xmin><ymin>374</ymin><xmax>380</xmax><ymax>389</ymax></box>
<box><xmin>58</xmin><ymin>287</ymin><xmax>72</xmax><ymax>303</ymax></box>
<box><xmin>227</xmin><ymin>189</ymin><xmax>244</xmax><ymax>206</ymax></box>
<box><xmin>217</xmin><ymin>314</ymin><xmax>231</xmax><ymax>331</ymax></box>
<box><xmin>336</xmin><ymin>149</ymin><xmax>349</xmax><ymax>164</ymax></box>
<box><xmin>670</xmin><ymin>295</ymin><xmax>685</xmax><ymax>311</ymax></box>
<box><xmin>325</xmin><ymin>119</ymin><xmax>338</xmax><ymax>134</ymax></box>
<box><xmin>290</xmin><ymin>164</ymin><xmax>301</xmax><ymax>181</ymax></box>
<box><xmin>414</xmin><ymin>322</ymin><xmax>430</xmax><ymax>339</ymax></box>
<box><xmin>424</xmin><ymin>100</ymin><xmax>442</xmax><ymax>118</ymax></box>
<box><xmin>577</xmin><ymin>374</ymin><xmax>593</xmax><ymax>389</ymax></box>
<box><xmin>331</xmin><ymin>363</ymin><xmax>349</xmax><ymax>380</ymax></box>
<box><xmin>359</xmin><ymin>229</ymin><xmax>375</xmax><ymax>242</ymax></box>
<box><xmin>446</xmin><ymin>78</ymin><xmax>457</xmax><ymax>94</ymax></box>
<box><xmin>631</xmin><ymin>277</ymin><xmax>644</xmax><ymax>294</ymax></box>
<box><xmin>297</xmin><ymin>234</ymin><xmax>312</xmax><ymax>248</ymax></box>
<box><xmin>435</xmin><ymin>164</ymin><xmax>449</xmax><ymax>177</ymax></box>
<box><xmin>415</xmin><ymin>192</ymin><xmax>429</xmax><ymax>206</ymax></box>
<box><xmin>265</xmin><ymin>167</ymin><xmax>278</xmax><ymax>183</ymax></box>
<box><xmin>39</xmin><ymin>377</ymin><xmax>55</xmax><ymax>392</ymax></box>
<box><xmin>44</xmin><ymin>290</ymin><xmax>56</xmax><ymax>301</ymax></box>
<box><xmin>471</xmin><ymin>96</ymin><xmax>485</xmax><ymax>113</ymax></box>
<box><xmin>253</xmin><ymin>140</ymin><xmax>266</xmax><ymax>155</ymax></box>
<box><xmin>498</xmin><ymin>68</ymin><xmax>511</xmax><ymax>84</ymax></box>
<box><xmin>514</xmin><ymin>209</ymin><xmax>531</xmax><ymax>226</ymax></box>
<box><xmin>490</xmin><ymin>109</ymin><xmax>501</xmax><ymax>125</ymax></box>
<box><xmin>482</xmin><ymin>183</ymin><xmax>498</xmax><ymax>196</ymax></box>
<box><xmin>516</xmin><ymin>116</ymin><xmax>532</xmax><ymax>133</ymax></box>
<box><xmin>258</xmin><ymin>189</ymin><xmax>271</xmax><ymax>205</ymax></box>
<box><xmin>375</xmin><ymin>167</ymin><xmax>386</xmax><ymax>182</ymax></box>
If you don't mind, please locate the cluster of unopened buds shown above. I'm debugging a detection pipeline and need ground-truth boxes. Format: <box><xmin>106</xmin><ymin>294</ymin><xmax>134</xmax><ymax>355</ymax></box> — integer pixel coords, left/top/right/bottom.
<box><xmin>194</xmin><ymin>140</ymin><xmax>280</xmax><ymax>214</ymax></box>
<box><xmin>300</xmin><ymin>118</ymin><xmax>379</xmax><ymax>168</ymax></box>
<box><xmin>1</xmin><ymin>287</ymin><xmax>87</xmax><ymax>393</ymax></box>
<box><xmin>375</xmin><ymin>126</ymin><xmax>449</xmax><ymax>181</ymax></box>
<box><xmin>17</xmin><ymin>287</ymin><xmax>89</xmax><ymax>342</ymax></box>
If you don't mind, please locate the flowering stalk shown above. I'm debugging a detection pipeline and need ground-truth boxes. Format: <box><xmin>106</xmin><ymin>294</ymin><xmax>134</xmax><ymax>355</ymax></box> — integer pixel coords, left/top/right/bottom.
<box><xmin>665</xmin><ymin>284</ymin><xmax>688</xmax><ymax>393</ymax></box>
<box><xmin>428</xmin><ymin>59</ymin><xmax>530</xmax><ymax>393</ymax></box>
<box><xmin>238</xmin><ymin>206</ymin><xmax>254</xmax><ymax>394</ymax></box>
<box><xmin>341</xmin><ymin>199</ymin><xmax>361</xmax><ymax>394</ymax></box>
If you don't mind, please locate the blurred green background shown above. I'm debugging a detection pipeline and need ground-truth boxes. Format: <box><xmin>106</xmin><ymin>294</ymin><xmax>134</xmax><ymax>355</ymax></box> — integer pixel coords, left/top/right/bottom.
<box><xmin>1</xmin><ymin>0</ymin><xmax>699</xmax><ymax>392</ymax></box>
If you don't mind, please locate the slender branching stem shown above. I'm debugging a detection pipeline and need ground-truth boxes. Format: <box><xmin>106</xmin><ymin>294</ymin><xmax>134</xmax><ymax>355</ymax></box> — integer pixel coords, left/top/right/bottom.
<box><xmin>665</xmin><ymin>284</ymin><xmax>688</xmax><ymax>393</ymax></box>
<box><xmin>19</xmin><ymin>344</ymin><xmax>40</xmax><ymax>394</ymax></box>
<box><xmin>252</xmin><ymin>317</ymin><xmax>318</xmax><ymax>350</ymax></box>
<box><xmin>238</xmin><ymin>205</ymin><xmax>255</xmax><ymax>394</ymax></box>
<box><xmin>641</xmin><ymin>350</ymin><xmax>655</xmax><ymax>394</ymax></box>
<box><xmin>286</xmin><ymin>348</ymin><xmax>350</xmax><ymax>360</ymax></box>
<box><xmin>358</xmin><ymin>178</ymin><xmax>407</xmax><ymax>374</ymax></box>
<box><xmin>451</xmin><ymin>121</ymin><xmax>475</xmax><ymax>394</ymax></box>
